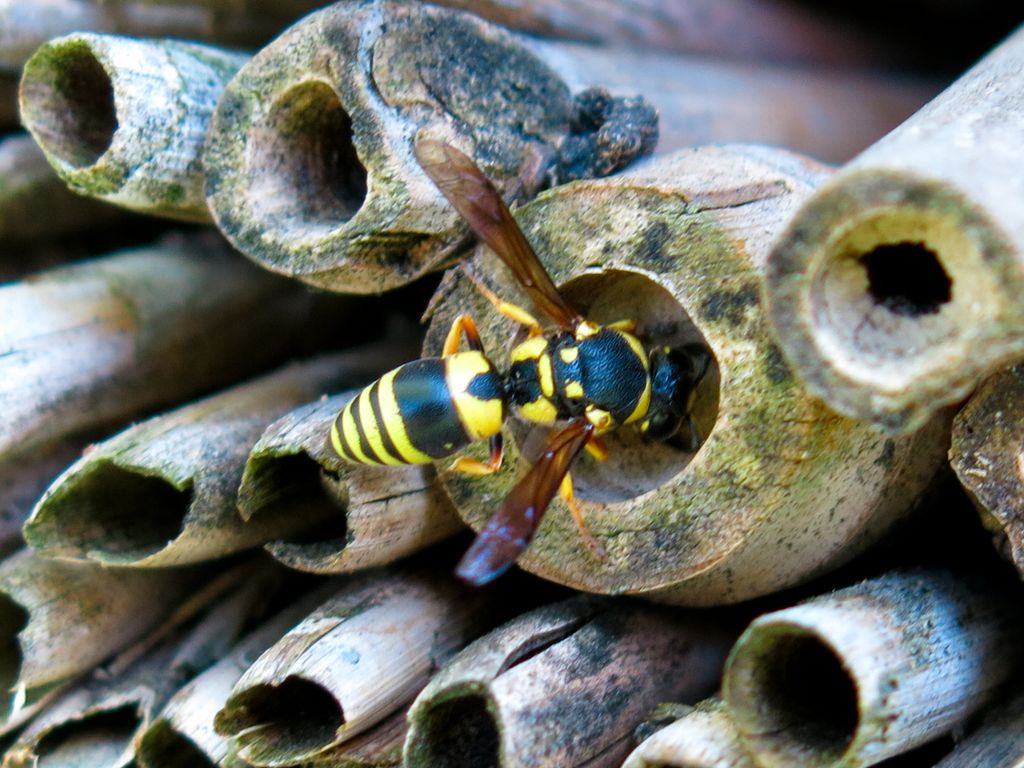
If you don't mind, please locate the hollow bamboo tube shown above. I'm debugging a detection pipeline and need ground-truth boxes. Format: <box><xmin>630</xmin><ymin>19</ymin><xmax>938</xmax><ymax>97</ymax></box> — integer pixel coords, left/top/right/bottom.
<box><xmin>623</xmin><ymin>698</ymin><xmax>757</xmax><ymax>768</ymax></box>
<box><xmin>213</xmin><ymin>568</ymin><xmax>494</xmax><ymax>767</ymax></box>
<box><xmin>763</xmin><ymin>25</ymin><xmax>1024</xmax><ymax>434</ymax></box>
<box><xmin>0</xmin><ymin>235</ymin><xmax>330</xmax><ymax>464</ymax></box>
<box><xmin>0</xmin><ymin>133</ymin><xmax>123</xmax><ymax>243</ymax></box>
<box><xmin>933</xmin><ymin>688</ymin><xmax>1024</xmax><ymax>768</ymax></box>
<box><xmin>427</xmin><ymin>145</ymin><xmax>949</xmax><ymax>604</ymax></box>
<box><xmin>24</xmin><ymin>347</ymin><xmax>399</xmax><ymax>567</ymax></box>
<box><xmin>403</xmin><ymin>596</ymin><xmax>731</xmax><ymax>768</ymax></box>
<box><xmin>0</xmin><ymin>549</ymin><xmax>208</xmax><ymax>732</ymax></box>
<box><xmin>291</xmin><ymin>711</ymin><xmax>406</xmax><ymax>768</ymax></box>
<box><xmin>240</xmin><ymin>390</ymin><xmax>463</xmax><ymax>574</ymax></box>
<box><xmin>2</xmin><ymin>563</ymin><xmax>271</xmax><ymax>768</ymax></box>
<box><xmin>20</xmin><ymin>33</ymin><xmax>248</xmax><ymax>221</ymax></box>
<box><xmin>723</xmin><ymin>570</ymin><xmax>1024</xmax><ymax>768</ymax></box>
<box><xmin>528</xmin><ymin>41</ymin><xmax>937</xmax><ymax>164</ymax></box>
<box><xmin>136</xmin><ymin>581</ymin><xmax>341</xmax><ymax>768</ymax></box>
<box><xmin>949</xmin><ymin>366</ymin><xmax>1024</xmax><ymax>575</ymax></box>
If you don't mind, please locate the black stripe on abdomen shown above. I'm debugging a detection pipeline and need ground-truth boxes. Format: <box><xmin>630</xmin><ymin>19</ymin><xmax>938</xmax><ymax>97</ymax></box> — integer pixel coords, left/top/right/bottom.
<box><xmin>393</xmin><ymin>359</ymin><xmax>470</xmax><ymax>459</ymax></box>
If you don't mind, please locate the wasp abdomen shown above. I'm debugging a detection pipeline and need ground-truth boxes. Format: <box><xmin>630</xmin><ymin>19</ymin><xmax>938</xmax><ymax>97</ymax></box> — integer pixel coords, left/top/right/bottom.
<box><xmin>331</xmin><ymin>353</ymin><xmax>506</xmax><ymax>466</ymax></box>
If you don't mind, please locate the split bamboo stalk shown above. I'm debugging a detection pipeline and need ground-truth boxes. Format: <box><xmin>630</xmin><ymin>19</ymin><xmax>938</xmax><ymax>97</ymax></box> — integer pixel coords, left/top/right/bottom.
<box><xmin>949</xmin><ymin>365</ymin><xmax>1024</xmax><ymax>576</ymax></box>
<box><xmin>0</xmin><ymin>133</ymin><xmax>122</xmax><ymax>243</ymax></box>
<box><xmin>403</xmin><ymin>596</ymin><xmax>732</xmax><ymax>768</ymax></box>
<box><xmin>763</xmin><ymin>24</ymin><xmax>1024</xmax><ymax>434</ymax></box>
<box><xmin>723</xmin><ymin>570</ymin><xmax>1024</xmax><ymax>768</ymax></box>
<box><xmin>0</xmin><ymin>235</ymin><xmax>333</xmax><ymax>464</ymax></box>
<box><xmin>213</xmin><ymin>567</ymin><xmax>496</xmax><ymax>767</ymax></box>
<box><xmin>204</xmin><ymin>0</ymin><xmax>936</xmax><ymax>295</ymax></box>
<box><xmin>25</xmin><ymin>346</ymin><xmax>402</xmax><ymax>567</ymax></box>
<box><xmin>0</xmin><ymin>549</ymin><xmax>209</xmax><ymax>733</ymax></box>
<box><xmin>623</xmin><ymin>698</ymin><xmax>757</xmax><ymax>768</ymax></box>
<box><xmin>20</xmin><ymin>33</ymin><xmax>248</xmax><ymax>221</ymax></box>
<box><xmin>136</xmin><ymin>580</ymin><xmax>342</xmax><ymax>768</ymax></box>
<box><xmin>426</xmin><ymin>145</ymin><xmax>949</xmax><ymax>605</ymax></box>
<box><xmin>239</xmin><ymin>390</ymin><xmax>463</xmax><ymax>574</ymax></box>
<box><xmin>933</xmin><ymin>688</ymin><xmax>1024</xmax><ymax>768</ymax></box>
<box><xmin>1</xmin><ymin>562</ymin><xmax>274</xmax><ymax>768</ymax></box>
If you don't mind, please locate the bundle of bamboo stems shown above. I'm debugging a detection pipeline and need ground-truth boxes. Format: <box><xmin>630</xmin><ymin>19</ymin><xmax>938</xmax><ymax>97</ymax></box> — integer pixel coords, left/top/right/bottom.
<box><xmin>1</xmin><ymin>2</ymin><xmax>1023</xmax><ymax>767</ymax></box>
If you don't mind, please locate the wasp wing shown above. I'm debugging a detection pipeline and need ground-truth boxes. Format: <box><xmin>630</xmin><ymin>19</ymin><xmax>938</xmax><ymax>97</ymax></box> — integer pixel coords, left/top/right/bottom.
<box><xmin>415</xmin><ymin>137</ymin><xmax>582</xmax><ymax>331</ymax></box>
<box><xmin>456</xmin><ymin>419</ymin><xmax>593</xmax><ymax>585</ymax></box>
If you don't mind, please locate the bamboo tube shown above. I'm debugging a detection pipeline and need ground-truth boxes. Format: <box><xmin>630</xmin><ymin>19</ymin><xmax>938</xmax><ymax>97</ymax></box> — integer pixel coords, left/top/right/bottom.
<box><xmin>136</xmin><ymin>580</ymin><xmax>341</xmax><ymax>768</ymax></box>
<box><xmin>528</xmin><ymin>41</ymin><xmax>937</xmax><ymax>164</ymax></box>
<box><xmin>20</xmin><ymin>33</ymin><xmax>248</xmax><ymax>221</ymax></box>
<box><xmin>25</xmin><ymin>347</ymin><xmax>401</xmax><ymax>567</ymax></box>
<box><xmin>213</xmin><ymin>567</ymin><xmax>495</xmax><ymax>767</ymax></box>
<box><xmin>623</xmin><ymin>698</ymin><xmax>757</xmax><ymax>768</ymax></box>
<box><xmin>403</xmin><ymin>596</ymin><xmax>731</xmax><ymax>768</ymax></box>
<box><xmin>0</xmin><ymin>235</ymin><xmax>333</xmax><ymax>464</ymax></box>
<box><xmin>933</xmin><ymin>688</ymin><xmax>1024</xmax><ymax>768</ymax></box>
<box><xmin>427</xmin><ymin>145</ymin><xmax>949</xmax><ymax>604</ymax></box>
<box><xmin>949</xmin><ymin>366</ymin><xmax>1024</xmax><ymax>575</ymax></box>
<box><xmin>0</xmin><ymin>549</ymin><xmax>208</xmax><ymax>732</ymax></box>
<box><xmin>0</xmin><ymin>133</ymin><xmax>123</xmax><ymax>243</ymax></box>
<box><xmin>1</xmin><ymin>562</ymin><xmax>272</xmax><ymax>768</ymax></box>
<box><xmin>240</xmin><ymin>390</ymin><xmax>463</xmax><ymax>574</ymax></box>
<box><xmin>291</xmin><ymin>711</ymin><xmax>406</xmax><ymax>768</ymax></box>
<box><xmin>763</xmin><ymin>25</ymin><xmax>1024</xmax><ymax>434</ymax></box>
<box><xmin>723</xmin><ymin>570</ymin><xmax>1024</xmax><ymax>768</ymax></box>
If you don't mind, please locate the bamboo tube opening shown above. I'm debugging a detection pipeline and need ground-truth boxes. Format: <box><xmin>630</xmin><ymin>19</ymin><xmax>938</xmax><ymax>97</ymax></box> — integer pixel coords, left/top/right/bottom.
<box><xmin>405</xmin><ymin>693</ymin><xmax>499</xmax><ymax>768</ymax></box>
<box><xmin>243</xmin><ymin>454</ymin><xmax>348</xmax><ymax>543</ymax></box>
<box><xmin>222</xmin><ymin>676</ymin><xmax>344</xmax><ymax>762</ymax></box>
<box><xmin>136</xmin><ymin>723</ymin><xmax>216</xmax><ymax>768</ymax></box>
<box><xmin>519</xmin><ymin>269</ymin><xmax>719</xmax><ymax>502</ymax></box>
<box><xmin>31</xmin><ymin>463</ymin><xmax>188</xmax><ymax>560</ymax></box>
<box><xmin>19</xmin><ymin>40</ymin><xmax>116</xmax><ymax>169</ymax></box>
<box><xmin>249</xmin><ymin>80</ymin><xmax>368</xmax><ymax>239</ymax></box>
<box><xmin>34</xmin><ymin>705</ymin><xmax>137</xmax><ymax>765</ymax></box>
<box><xmin>726</xmin><ymin>624</ymin><xmax>859</xmax><ymax>766</ymax></box>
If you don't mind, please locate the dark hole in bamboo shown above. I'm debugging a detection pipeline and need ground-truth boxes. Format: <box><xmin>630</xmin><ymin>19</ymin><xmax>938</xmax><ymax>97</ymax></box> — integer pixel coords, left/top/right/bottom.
<box><xmin>0</xmin><ymin>596</ymin><xmax>28</xmax><ymax>719</ymax></box>
<box><xmin>743</xmin><ymin>629</ymin><xmax>858</xmax><ymax>763</ymax></box>
<box><xmin>51</xmin><ymin>463</ymin><xmax>189</xmax><ymax>559</ymax></box>
<box><xmin>249</xmin><ymin>455</ymin><xmax>348</xmax><ymax>545</ymax></box>
<box><xmin>408</xmin><ymin>694</ymin><xmax>499</xmax><ymax>768</ymax></box>
<box><xmin>136</xmin><ymin>722</ymin><xmax>216</xmax><ymax>768</ymax></box>
<box><xmin>230</xmin><ymin>676</ymin><xmax>343</xmax><ymax>760</ymax></box>
<box><xmin>249</xmin><ymin>81</ymin><xmax>367</xmax><ymax>236</ymax></box>
<box><xmin>514</xmin><ymin>270</ymin><xmax>720</xmax><ymax>503</ymax></box>
<box><xmin>36</xmin><ymin>705</ymin><xmax>138</xmax><ymax>766</ymax></box>
<box><xmin>860</xmin><ymin>242</ymin><xmax>952</xmax><ymax>317</ymax></box>
<box><xmin>21</xmin><ymin>41</ymin><xmax>116</xmax><ymax>169</ymax></box>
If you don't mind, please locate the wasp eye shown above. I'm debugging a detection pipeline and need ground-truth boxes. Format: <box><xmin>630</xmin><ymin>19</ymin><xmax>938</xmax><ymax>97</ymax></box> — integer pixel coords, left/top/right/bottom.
<box><xmin>641</xmin><ymin>411</ymin><xmax>682</xmax><ymax>443</ymax></box>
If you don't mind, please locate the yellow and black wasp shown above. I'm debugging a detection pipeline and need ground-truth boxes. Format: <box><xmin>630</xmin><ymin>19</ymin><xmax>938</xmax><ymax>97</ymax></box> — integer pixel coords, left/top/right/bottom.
<box><xmin>330</xmin><ymin>138</ymin><xmax>710</xmax><ymax>585</ymax></box>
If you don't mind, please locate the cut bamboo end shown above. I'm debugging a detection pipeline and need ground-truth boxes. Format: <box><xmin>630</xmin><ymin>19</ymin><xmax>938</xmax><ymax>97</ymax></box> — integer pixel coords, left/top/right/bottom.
<box><xmin>623</xmin><ymin>698</ymin><xmax>757</xmax><ymax>768</ymax></box>
<box><xmin>764</xmin><ymin>25</ymin><xmax>1024</xmax><ymax>434</ymax></box>
<box><xmin>949</xmin><ymin>365</ymin><xmax>1024</xmax><ymax>575</ymax></box>
<box><xmin>214</xmin><ymin>568</ymin><xmax>493</xmax><ymax>766</ymax></box>
<box><xmin>723</xmin><ymin>570</ymin><xmax>1024</xmax><ymax>768</ymax></box>
<box><xmin>203</xmin><ymin>0</ymin><xmax>577</xmax><ymax>294</ymax></box>
<box><xmin>428</xmin><ymin>145</ymin><xmax>949</xmax><ymax>604</ymax></box>
<box><xmin>19</xmin><ymin>33</ymin><xmax>247</xmax><ymax>221</ymax></box>
<box><xmin>24</xmin><ymin>349</ymin><xmax>393</xmax><ymax>567</ymax></box>
<box><xmin>240</xmin><ymin>391</ymin><xmax>464</xmax><ymax>574</ymax></box>
<box><xmin>403</xmin><ymin>597</ymin><xmax>731</xmax><ymax>768</ymax></box>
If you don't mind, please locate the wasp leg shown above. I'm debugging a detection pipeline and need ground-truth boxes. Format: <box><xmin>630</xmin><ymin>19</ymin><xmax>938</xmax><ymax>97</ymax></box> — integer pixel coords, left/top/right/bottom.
<box><xmin>450</xmin><ymin>433</ymin><xmax>504</xmax><ymax>476</ymax></box>
<box><xmin>461</xmin><ymin>265</ymin><xmax>543</xmax><ymax>335</ymax></box>
<box><xmin>606</xmin><ymin>319</ymin><xmax>637</xmax><ymax>333</ymax></box>
<box><xmin>560</xmin><ymin>472</ymin><xmax>607</xmax><ymax>560</ymax></box>
<box><xmin>584</xmin><ymin>435</ymin><xmax>609</xmax><ymax>461</ymax></box>
<box><xmin>442</xmin><ymin>313</ymin><xmax>486</xmax><ymax>357</ymax></box>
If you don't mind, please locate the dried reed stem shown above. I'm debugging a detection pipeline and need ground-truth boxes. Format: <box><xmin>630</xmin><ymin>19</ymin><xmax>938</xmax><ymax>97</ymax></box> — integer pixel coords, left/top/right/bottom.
<box><xmin>428</xmin><ymin>146</ymin><xmax>949</xmax><ymax>604</ymax></box>
<box><xmin>214</xmin><ymin>568</ymin><xmax>494</xmax><ymax>766</ymax></box>
<box><xmin>933</xmin><ymin>688</ymin><xmax>1024</xmax><ymax>768</ymax></box>
<box><xmin>20</xmin><ymin>33</ymin><xmax>247</xmax><ymax>220</ymax></box>
<box><xmin>724</xmin><ymin>570</ymin><xmax>1024</xmax><ymax>768</ymax></box>
<box><xmin>25</xmin><ymin>348</ymin><xmax>397</xmax><ymax>567</ymax></box>
<box><xmin>623</xmin><ymin>698</ymin><xmax>757</xmax><ymax>768</ymax></box>
<box><xmin>764</xmin><ymin>24</ymin><xmax>1024</xmax><ymax>433</ymax></box>
<box><xmin>240</xmin><ymin>390</ymin><xmax>463</xmax><ymax>574</ymax></box>
<box><xmin>403</xmin><ymin>596</ymin><xmax>731</xmax><ymax>767</ymax></box>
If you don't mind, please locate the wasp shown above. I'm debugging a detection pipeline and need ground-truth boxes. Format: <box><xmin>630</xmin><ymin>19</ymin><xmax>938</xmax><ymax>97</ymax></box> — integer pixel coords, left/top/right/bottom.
<box><xmin>329</xmin><ymin>138</ymin><xmax>710</xmax><ymax>585</ymax></box>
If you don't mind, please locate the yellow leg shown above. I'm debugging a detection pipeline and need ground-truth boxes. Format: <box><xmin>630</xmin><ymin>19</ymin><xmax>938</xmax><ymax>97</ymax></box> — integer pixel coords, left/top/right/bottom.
<box><xmin>560</xmin><ymin>473</ymin><xmax>606</xmax><ymax>560</ymax></box>
<box><xmin>461</xmin><ymin>266</ymin><xmax>543</xmax><ymax>333</ymax></box>
<box><xmin>442</xmin><ymin>314</ymin><xmax>485</xmax><ymax>357</ymax></box>
<box><xmin>607</xmin><ymin>319</ymin><xmax>637</xmax><ymax>333</ymax></box>
<box><xmin>585</xmin><ymin>435</ymin><xmax>609</xmax><ymax>462</ymax></box>
<box><xmin>449</xmin><ymin>433</ymin><xmax>504</xmax><ymax>475</ymax></box>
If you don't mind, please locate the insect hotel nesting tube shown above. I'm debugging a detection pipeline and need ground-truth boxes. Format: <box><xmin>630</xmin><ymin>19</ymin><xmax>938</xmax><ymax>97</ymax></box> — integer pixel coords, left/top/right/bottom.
<box><xmin>763</xmin><ymin>24</ymin><xmax>1024</xmax><ymax>434</ymax></box>
<box><xmin>425</xmin><ymin>144</ymin><xmax>949</xmax><ymax>604</ymax></box>
<box><xmin>622</xmin><ymin>698</ymin><xmax>757</xmax><ymax>768</ymax></box>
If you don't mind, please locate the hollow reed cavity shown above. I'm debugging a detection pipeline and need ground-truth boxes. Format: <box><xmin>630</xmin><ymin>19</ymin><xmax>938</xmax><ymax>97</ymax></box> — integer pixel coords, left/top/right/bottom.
<box><xmin>136</xmin><ymin>724</ymin><xmax>217</xmax><ymax>768</ymax></box>
<box><xmin>33</xmin><ymin>705</ymin><xmax>138</xmax><ymax>765</ymax></box>
<box><xmin>410</xmin><ymin>695</ymin><xmax>499</xmax><ymax>768</ymax></box>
